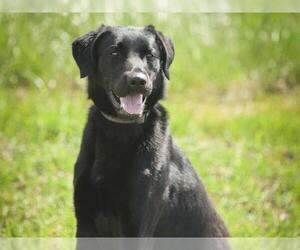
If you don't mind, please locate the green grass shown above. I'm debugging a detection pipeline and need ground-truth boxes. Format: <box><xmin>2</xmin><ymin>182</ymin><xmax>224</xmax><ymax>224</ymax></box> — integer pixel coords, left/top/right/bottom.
<box><xmin>1</xmin><ymin>13</ymin><xmax>300</xmax><ymax>91</ymax></box>
<box><xmin>0</xmin><ymin>84</ymin><xmax>299</xmax><ymax>237</ymax></box>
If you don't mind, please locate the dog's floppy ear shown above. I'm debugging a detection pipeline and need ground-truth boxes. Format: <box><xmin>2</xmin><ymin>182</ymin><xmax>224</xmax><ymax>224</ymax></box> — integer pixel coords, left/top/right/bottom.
<box><xmin>146</xmin><ymin>25</ymin><xmax>175</xmax><ymax>80</ymax></box>
<box><xmin>72</xmin><ymin>24</ymin><xmax>109</xmax><ymax>78</ymax></box>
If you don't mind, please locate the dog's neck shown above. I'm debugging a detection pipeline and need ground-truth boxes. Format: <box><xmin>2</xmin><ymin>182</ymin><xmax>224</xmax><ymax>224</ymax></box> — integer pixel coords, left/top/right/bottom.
<box><xmin>91</xmin><ymin>106</ymin><xmax>147</xmax><ymax>144</ymax></box>
<box><xmin>91</xmin><ymin>104</ymin><xmax>166</xmax><ymax>145</ymax></box>
<box><xmin>100</xmin><ymin>111</ymin><xmax>147</xmax><ymax>124</ymax></box>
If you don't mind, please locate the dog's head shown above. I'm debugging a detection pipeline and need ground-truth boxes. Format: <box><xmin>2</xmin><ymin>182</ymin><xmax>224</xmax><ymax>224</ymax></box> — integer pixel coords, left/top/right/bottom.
<box><xmin>72</xmin><ymin>25</ymin><xmax>174</xmax><ymax>121</ymax></box>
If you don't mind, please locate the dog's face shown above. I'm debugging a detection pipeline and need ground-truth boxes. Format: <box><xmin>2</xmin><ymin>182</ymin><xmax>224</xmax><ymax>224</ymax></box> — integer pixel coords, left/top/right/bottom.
<box><xmin>72</xmin><ymin>25</ymin><xmax>174</xmax><ymax>120</ymax></box>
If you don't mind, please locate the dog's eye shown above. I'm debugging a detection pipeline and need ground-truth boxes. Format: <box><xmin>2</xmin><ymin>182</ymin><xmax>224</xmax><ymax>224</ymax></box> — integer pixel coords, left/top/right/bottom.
<box><xmin>111</xmin><ymin>52</ymin><xmax>119</xmax><ymax>56</ymax></box>
<box><xmin>146</xmin><ymin>53</ymin><xmax>154</xmax><ymax>59</ymax></box>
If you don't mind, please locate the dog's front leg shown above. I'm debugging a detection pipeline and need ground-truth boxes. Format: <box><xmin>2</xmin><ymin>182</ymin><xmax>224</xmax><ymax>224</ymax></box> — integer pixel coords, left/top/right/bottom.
<box><xmin>74</xmin><ymin>184</ymin><xmax>99</xmax><ymax>237</ymax></box>
<box><xmin>126</xmin><ymin>165</ymin><xmax>167</xmax><ymax>238</ymax></box>
<box><xmin>120</xmin><ymin>184</ymin><xmax>164</xmax><ymax>250</ymax></box>
<box><xmin>73</xmin><ymin>120</ymin><xmax>99</xmax><ymax>238</ymax></box>
<box><xmin>74</xmin><ymin>176</ymin><xmax>100</xmax><ymax>250</ymax></box>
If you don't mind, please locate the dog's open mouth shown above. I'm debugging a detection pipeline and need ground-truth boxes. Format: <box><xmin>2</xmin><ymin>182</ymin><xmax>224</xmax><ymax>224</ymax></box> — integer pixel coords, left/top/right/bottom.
<box><xmin>110</xmin><ymin>91</ymin><xmax>146</xmax><ymax>115</ymax></box>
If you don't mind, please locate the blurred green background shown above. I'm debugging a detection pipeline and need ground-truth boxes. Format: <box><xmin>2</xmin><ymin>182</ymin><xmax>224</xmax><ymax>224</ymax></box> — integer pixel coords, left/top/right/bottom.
<box><xmin>0</xmin><ymin>13</ymin><xmax>299</xmax><ymax>237</ymax></box>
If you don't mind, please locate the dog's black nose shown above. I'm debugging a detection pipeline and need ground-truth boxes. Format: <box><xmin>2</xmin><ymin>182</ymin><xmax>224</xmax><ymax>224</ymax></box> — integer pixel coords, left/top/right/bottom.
<box><xmin>127</xmin><ymin>72</ymin><xmax>147</xmax><ymax>87</ymax></box>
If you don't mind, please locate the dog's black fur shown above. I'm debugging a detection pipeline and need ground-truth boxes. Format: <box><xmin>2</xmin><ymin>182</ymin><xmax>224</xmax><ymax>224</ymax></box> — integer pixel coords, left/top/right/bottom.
<box><xmin>72</xmin><ymin>24</ymin><xmax>229</xmax><ymax>238</ymax></box>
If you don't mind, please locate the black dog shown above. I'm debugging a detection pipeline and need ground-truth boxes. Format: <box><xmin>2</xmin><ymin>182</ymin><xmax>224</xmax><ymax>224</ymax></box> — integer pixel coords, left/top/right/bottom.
<box><xmin>72</xmin><ymin>24</ymin><xmax>229</xmax><ymax>238</ymax></box>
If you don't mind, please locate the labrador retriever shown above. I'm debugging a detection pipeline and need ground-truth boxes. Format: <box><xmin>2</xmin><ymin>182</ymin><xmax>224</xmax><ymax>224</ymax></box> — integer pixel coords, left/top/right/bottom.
<box><xmin>72</xmin><ymin>24</ymin><xmax>229</xmax><ymax>239</ymax></box>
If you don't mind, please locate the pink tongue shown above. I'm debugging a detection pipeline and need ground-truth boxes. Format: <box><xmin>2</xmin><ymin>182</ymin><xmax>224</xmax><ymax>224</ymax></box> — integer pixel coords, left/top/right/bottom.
<box><xmin>120</xmin><ymin>94</ymin><xmax>143</xmax><ymax>115</ymax></box>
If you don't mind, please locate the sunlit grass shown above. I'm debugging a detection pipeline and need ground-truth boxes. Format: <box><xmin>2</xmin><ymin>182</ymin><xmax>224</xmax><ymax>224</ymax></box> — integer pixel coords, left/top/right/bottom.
<box><xmin>0</xmin><ymin>84</ymin><xmax>299</xmax><ymax>236</ymax></box>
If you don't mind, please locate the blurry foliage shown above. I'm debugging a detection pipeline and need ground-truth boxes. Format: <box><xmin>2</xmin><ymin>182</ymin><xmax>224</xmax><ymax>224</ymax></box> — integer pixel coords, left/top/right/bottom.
<box><xmin>0</xmin><ymin>13</ymin><xmax>299</xmax><ymax>92</ymax></box>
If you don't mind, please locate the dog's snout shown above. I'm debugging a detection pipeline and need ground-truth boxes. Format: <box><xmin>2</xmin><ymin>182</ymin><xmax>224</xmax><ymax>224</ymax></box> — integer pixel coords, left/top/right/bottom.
<box><xmin>126</xmin><ymin>72</ymin><xmax>147</xmax><ymax>87</ymax></box>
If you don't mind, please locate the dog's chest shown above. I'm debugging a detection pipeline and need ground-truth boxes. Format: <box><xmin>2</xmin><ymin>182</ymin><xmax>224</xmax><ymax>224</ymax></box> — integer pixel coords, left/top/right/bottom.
<box><xmin>91</xmin><ymin>155</ymin><xmax>133</xmax><ymax>200</ymax></box>
<box><xmin>90</xmin><ymin>151</ymin><xmax>140</xmax><ymax>236</ymax></box>
<box><xmin>90</xmin><ymin>145</ymin><xmax>140</xmax><ymax>209</ymax></box>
